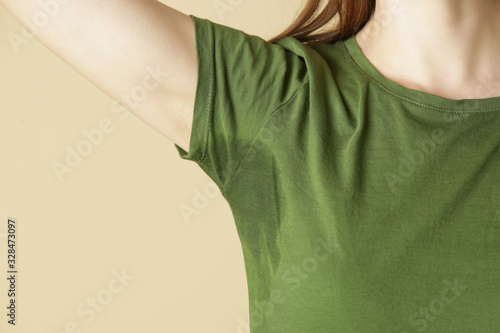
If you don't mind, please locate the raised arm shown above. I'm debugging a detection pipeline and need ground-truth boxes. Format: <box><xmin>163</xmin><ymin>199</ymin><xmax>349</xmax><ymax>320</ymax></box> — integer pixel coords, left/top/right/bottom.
<box><xmin>0</xmin><ymin>0</ymin><xmax>197</xmax><ymax>153</ymax></box>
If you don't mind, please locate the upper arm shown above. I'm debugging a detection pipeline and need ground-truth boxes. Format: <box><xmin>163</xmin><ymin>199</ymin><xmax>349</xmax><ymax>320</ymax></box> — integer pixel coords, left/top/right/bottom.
<box><xmin>0</xmin><ymin>0</ymin><xmax>197</xmax><ymax>152</ymax></box>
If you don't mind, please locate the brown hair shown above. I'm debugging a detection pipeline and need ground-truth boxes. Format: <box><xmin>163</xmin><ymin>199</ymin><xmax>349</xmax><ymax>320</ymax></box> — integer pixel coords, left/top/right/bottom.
<box><xmin>267</xmin><ymin>0</ymin><xmax>376</xmax><ymax>46</ymax></box>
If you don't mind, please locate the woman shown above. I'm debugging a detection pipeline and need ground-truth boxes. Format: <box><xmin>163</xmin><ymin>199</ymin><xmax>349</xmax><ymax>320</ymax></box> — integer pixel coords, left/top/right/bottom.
<box><xmin>2</xmin><ymin>0</ymin><xmax>499</xmax><ymax>331</ymax></box>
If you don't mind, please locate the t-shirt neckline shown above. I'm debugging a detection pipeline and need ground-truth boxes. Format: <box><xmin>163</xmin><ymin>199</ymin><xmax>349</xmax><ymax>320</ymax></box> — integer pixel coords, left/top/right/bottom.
<box><xmin>341</xmin><ymin>34</ymin><xmax>500</xmax><ymax>113</ymax></box>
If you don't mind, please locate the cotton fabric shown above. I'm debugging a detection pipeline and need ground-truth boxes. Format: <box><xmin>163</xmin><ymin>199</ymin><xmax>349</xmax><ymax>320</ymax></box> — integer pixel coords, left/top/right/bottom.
<box><xmin>174</xmin><ymin>14</ymin><xmax>500</xmax><ymax>332</ymax></box>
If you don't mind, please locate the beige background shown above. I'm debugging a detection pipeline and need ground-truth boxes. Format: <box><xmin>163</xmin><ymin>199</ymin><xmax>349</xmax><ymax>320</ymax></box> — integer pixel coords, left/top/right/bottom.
<box><xmin>0</xmin><ymin>0</ymin><xmax>306</xmax><ymax>332</ymax></box>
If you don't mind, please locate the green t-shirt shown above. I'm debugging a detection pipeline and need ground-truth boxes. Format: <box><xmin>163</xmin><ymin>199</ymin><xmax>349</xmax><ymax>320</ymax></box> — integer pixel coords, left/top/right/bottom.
<box><xmin>174</xmin><ymin>14</ymin><xmax>500</xmax><ymax>333</ymax></box>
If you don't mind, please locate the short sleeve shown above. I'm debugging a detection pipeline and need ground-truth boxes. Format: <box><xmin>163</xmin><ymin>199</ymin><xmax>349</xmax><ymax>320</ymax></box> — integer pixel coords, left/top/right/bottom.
<box><xmin>174</xmin><ymin>14</ymin><xmax>308</xmax><ymax>192</ymax></box>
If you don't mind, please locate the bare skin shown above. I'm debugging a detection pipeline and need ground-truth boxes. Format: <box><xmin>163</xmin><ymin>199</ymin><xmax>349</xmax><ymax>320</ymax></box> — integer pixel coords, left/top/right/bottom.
<box><xmin>355</xmin><ymin>0</ymin><xmax>500</xmax><ymax>100</ymax></box>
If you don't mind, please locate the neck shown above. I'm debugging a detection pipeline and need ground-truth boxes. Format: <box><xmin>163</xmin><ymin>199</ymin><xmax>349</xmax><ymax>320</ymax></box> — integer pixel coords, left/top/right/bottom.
<box><xmin>355</xmin><ymin>0</ymin><xmax>500</xmax><ymax>100</ymax></box>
